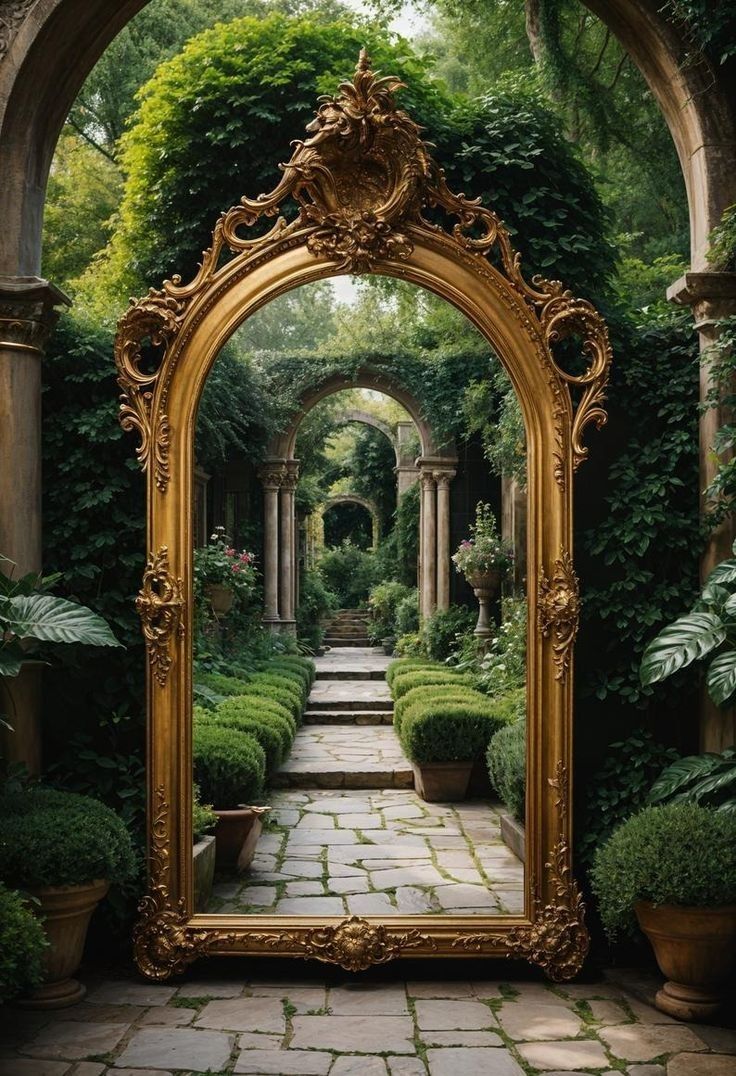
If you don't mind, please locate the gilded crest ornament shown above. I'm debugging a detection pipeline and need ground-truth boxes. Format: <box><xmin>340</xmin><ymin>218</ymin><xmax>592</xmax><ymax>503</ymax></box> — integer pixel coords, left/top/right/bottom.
<box><xmin>252</xmin><ymin>917</ymin><xmax>435</xmax><ymax>972</ymax></box>
<box><xmin>538</xmin><ymin>552</ymin><xmax>580</xmax><ymax>681</ymax></box>
<box><xmin>136</xmin><ymin>547</ymin><xmax>185</xmax><ymax>687</ymax></box>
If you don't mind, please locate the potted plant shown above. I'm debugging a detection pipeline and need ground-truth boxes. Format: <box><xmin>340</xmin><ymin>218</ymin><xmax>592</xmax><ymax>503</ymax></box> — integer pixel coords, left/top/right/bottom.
<box><xmin>0</xmin><ymin>787</ymin><xmax>135</xmax><ymax>1008</ymax></box>
<box><xmin>591</xmin><ymin>802</ymin><xmax>736</xmax><ymax>1021</ymax></box>
<box><xmin>192</xmin><ymin>784</ymin><xmax>217</xmax><ymax>912</ymax></box>
<box><xmin>194</xmin><ymin>527</ymin><xmax>257</xmax><ymax>618</ymax></box>
<box><xmin>452</xmin><ymin>504</ymin><xmax>514</xmax><ymax>639</ymax></box>
<box><xmin>193</xmin><ymin>722</ymin><xmax>269</xmax><ymax>870</ymax></box>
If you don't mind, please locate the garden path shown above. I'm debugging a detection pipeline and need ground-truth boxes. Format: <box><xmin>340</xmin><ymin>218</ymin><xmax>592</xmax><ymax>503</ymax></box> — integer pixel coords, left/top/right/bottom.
<box><xmin>209</xmin><ymin>647</ymin><xmax>524</xmax><ymax>916</ymax></box>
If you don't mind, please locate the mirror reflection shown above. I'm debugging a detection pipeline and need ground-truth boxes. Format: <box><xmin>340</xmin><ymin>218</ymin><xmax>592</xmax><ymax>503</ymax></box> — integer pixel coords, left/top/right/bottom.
<box><xmin>191</xmin><ymin>277</ymin><xmax>527</xmax><ymax>917</ymax></box>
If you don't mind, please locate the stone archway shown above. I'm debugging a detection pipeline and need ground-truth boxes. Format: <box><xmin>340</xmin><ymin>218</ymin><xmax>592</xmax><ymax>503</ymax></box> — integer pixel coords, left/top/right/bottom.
<box><xmin>259</xmin><ymin>367</ymin><xmax>457</xmax><ymax>632</ymax></box>
<box><xmin>319</xmin><ymin>493</ymin><xmax>381</xmax><ymax>551</ymax></box>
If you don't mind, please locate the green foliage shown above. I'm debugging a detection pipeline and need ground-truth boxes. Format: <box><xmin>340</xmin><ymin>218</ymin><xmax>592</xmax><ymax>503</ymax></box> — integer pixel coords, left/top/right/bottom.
<box><xmin>224</xmin><ymin>681</ymin><xmax>301</xmax><ymax>719</ymax></box>
<box><xmin>386</xmin><ymin>658</ymin><xmax>436</xmax><ymax>688</ymax></box>
<box><xmin>195</xmin><ymin>672</ymin><xmax>251</xmax><ymax>698</ymax></box>
<box><xmin>214</xmin><ymin>699</ymin><xmax>295</xmax><ymax>753</ymax></box>
<box><xmin>399</xmin><ymin>691</ymin><xmax>512</xmax><ymax>764</ymax></box>
<box><xmin>391</xmin><ymin>668</ymin><xmax>476</xmax><ymax>700</ymax></box>
<box><xmin>0</xmin><ymin>883</ymin><xmax>47</xmax><ymax>1003</ymax></box>
<box><xmin>701</xmin><ymin>316</ymin><xmax>736</xmax><ymax>526</ymax></box>
<box><xmin>394</xmin><ymin>684</ymin><xmax>487</xmax><ymax>735</ymax></box>
<box><xmin>463</xmin><ymin>368</ymin><xmax>526</xmax><ymax>483</ymax></box>
<box><xmin>395</xmin><ymin>632</ymin><xmax>424</xmax><ymax>656</ymax></box>
<box><xmin>648</xmin><ymin>749</ymin><xmax>736</xmax><ymax>814</ymax></box>
<box><xmin>394</xmin><ymin>483</ymin><xmax>420</xmax><ymax>587</ymax></box>
<box><xmin>708</xmin><ymin>204</ymin><xmax>736</xmax><ymax>272</ymax></box>
<box><xmin>368</xmin><ymin>582</ymin><xmax>414</xmax><ymax>642</ymax></box>
<box><xmin>192</xmin><ymin>785</ymin><xmax>217</xmax><ymax>843</ymax></box>
<box><xmin>474</xmin><ymin>596</ymin><xmax>527</xmax><ymax>696</ymax></box>
<box><xmin>487</xmin><ymin>716</ymin><xmax>526</xmax><ymax>821</ymax></box>
<box><xmin>578</xmin><ymin>730</ymin><xmax>680</xmax><ymax>872</ymax></box>
<box><xmin>296</xmin><ymin>568</ymin><xmax>338</xmax><ymax>649</ymax></box>
<box><xmin>344</xmin><ymin>424</ymin><xmax>397</xmax><ymax>528</ymax></box>
<box><xmin>395</xmin><ymin>590</ymin><xmax>419</xmax><ymax>637</ymax></box>
<box><xmin>591</xmin><ymin>803</ymin><xmax>736</xmax><ymax>940</ymax></box>
<box><xmin>0</xmin><ymin>788</ymin><xmax>135</xmax><ymax>888</ymax></box>
<box><xmin>422</xmin><ymin>605</ymin><xmax>476</xmax><ymax>662</ymax></box>
<box><xmin>318</xmin><ymin>541</ymin><xmax>379</xmax><ymax>607</ymax></box>
<box><xmin>195</xmin><ymin>707</ymin><xmax>283</xmax><ymax>772</ymax></box>
<box><xmin>250</xmin><ymin>672</ymin><xmax>305</xmax><ymax>708</ymax></box>
<box><xmin>196</xmin><ymin>351</ymin><xmax>278</xmax><ymax>471</ymax></box>
<box><xmin>193</xmin><ymin>723</ymin><xmax>265</xmax><ymax>808</ymax></box>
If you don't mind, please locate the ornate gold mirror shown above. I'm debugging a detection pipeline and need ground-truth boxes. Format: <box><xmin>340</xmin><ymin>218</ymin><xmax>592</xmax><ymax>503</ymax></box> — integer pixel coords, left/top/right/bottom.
<box><xmin>115</xmin><ymin>53</ymin><xmax>611</xmax><ymax>982</ymax></box>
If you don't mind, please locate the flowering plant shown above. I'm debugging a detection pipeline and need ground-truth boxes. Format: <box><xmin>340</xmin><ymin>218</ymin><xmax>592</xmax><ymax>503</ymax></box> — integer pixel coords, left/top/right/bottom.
<box><xmin>452</xmin><ymin>503</ymin><xmax>514</xmax><ymax>577</ymax></box>
<box><xmin>193</xmin><ymin>527</ymin><xmax>257</xmax><ymax>603</ymax></box>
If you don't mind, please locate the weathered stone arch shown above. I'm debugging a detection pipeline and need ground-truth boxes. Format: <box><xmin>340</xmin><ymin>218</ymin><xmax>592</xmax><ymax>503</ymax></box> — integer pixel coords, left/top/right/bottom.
<box><xmin>340</xmin><ymin>408</ymin><xmax>399</xmax><ymax>465</ymax></box>
<box><xmin>320</xmin><ymin>493</ymin><xmax>381</xmax><ymax>550</ymax></box>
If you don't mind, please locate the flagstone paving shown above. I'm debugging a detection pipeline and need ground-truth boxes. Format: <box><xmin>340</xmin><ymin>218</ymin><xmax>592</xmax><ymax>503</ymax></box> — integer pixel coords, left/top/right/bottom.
<box><xmin>2</xmin><ymin>967</ymin><xmax>734</xmax><ymax>1075</ymax></box>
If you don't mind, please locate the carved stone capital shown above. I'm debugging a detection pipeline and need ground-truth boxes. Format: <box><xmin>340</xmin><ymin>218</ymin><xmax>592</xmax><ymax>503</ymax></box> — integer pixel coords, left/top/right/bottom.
<box><xmin>280</xmin><ymin>459</ymin><xmax>300</xmax><ymax>494</ymax></box>
<box><xmin>0</xmin><ymin>276</ymin><xmax>70</xmax><ymax>355</ymax></box>
<box><xmin>258</xmin><ymin>459</ymin><xmax>287</xmax><ymax>491</ymax></box>
<box><xmin>667</xmin><ymin>271</ymin><xmax>736</xmax><ymax>328</ymax></box>
<box><xmin>432</xmin><ymin>469</ymin><xmax>456</xmax><ymax>489</ymax></box>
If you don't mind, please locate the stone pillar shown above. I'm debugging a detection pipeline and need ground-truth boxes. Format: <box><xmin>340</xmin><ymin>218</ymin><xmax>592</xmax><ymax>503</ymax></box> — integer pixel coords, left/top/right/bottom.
<box><xmin>434</xmin><ymin>468</ymin><xmax>456</xmax><ymax>611</ymax></box>
<box><xmin>502</xmin><ymin>475</ymin><xmax>527</xmax><ymax>592</ymax></box>
<box><xmin>279</xmin><ymin>460</ymin><xmax>299</xmax><ymax>635</ymax></box>
<box><xmin>258</xmin><ymin>459</ymin><xmax>285</xmax><ymax>630</ymax></box>
<box><xmin>668</xmin><ymin>271</ymin><xmax>736</xmax><ymax>751</ymax></box>
<box><xmin>0</xmin><ymin>277</ymin><xmax>69</xmax><ymax>775</ymax></box>
<box><xmin>419</xmin><ymin>465</ymin><xmax>437</xmax><ymax>621</ymax></box>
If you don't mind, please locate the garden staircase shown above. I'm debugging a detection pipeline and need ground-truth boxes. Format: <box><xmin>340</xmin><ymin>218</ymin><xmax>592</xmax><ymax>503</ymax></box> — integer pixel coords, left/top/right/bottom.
<box><xmin>322</xmin><ymin>607</ymin><xmax>371</xmax><ymax>647</ymax></box>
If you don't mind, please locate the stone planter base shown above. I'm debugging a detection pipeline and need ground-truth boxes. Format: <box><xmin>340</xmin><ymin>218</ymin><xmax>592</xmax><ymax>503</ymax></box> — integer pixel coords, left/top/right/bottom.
<box><xmin>205</xmin><ymin>583</ymin><xmax>234</xmax><ymax>616</ymax></box>
<box><xmin>500</xmin><ymin>811</ymin><xmax>525</xmax><ymax>861</ymax></box>
<box><xmin>411</xmin><ymin>760</ymin><xmax>473</xmax><ymax>802</ymax></box>
<box><xmin>193</xmin><ymin>834</ymin><xmax>216</xmax><ymax>911</ymax></box>
<box><xmin>19</xmin><ymin>878</ymin><xmax>109</xmax><ymax>1009</ymax></box>
<box><xmin>214</xmin><ymin>806</ymin><xmax>270</xmax><ymax>871</ymax></box>
<box><xmin>635</xmin><ymin>900</ymin><xmax>736</xmax><ymax>1021</ymax></box>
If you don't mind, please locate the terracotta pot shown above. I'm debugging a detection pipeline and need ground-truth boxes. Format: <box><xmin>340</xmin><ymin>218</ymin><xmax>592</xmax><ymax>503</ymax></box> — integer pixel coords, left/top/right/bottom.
<box><xmin>19</xmin><ymin>878</ymin><xmax>109</xmax><ymax>1009</ymax></box>
<box><xmin>193</xmin><ymin>834</ymin><xmax>216</xmax><ymax>912</ymax></box>
<box><xmin>635</xmin><ymin>900</ymin><xmax>736</xmax><ymax>1021</ymax></box>
<box><xmin>214</xmin><ymin>805</ymin><xmax>270</xmax><ymax>871</ymax></box>
<box><xmin>205</xmin><ymin>583</ymin><xmax>234</xmax><ymax>616</ymax></box>
<box><xmin>411</xmin><ymin>760</ymin><xmax>473</xmax><ymax>802</ymax></box>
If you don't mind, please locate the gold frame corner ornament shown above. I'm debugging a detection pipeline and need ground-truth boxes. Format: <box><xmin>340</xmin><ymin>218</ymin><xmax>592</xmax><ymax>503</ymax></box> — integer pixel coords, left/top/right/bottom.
<box><xmin>118</xmin><ymin>53</ymin><xmax>612</xmax><ymax>983</ymax></box>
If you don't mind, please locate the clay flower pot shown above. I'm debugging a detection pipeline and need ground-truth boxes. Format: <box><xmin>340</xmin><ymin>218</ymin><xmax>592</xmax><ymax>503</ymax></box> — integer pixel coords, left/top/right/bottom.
<box><xmin>19</xmin><ymin>878</ymin><xmax>110</xmax><ymax>1009</ymax></box>
<box><xmin>214</xmin><ymin>805</ymin><xmax>270</xmax><ymax>871</ymax></box>
<box><xmin>465</xmin><ymin>569</ymin><xmax>501</xmax><ymax>639</ymax></box>
<box><xmin>411</xmin><ymin>760</ymin><xmax>473</xmax><ymax>802</ymax></box>
<box><xmin>635</xmin><ymin>900</ymin><xmax>736</xmax><ymax>1021</ymax></box>
<box><xmin>205</xmin><ymin>583</ymin><xmax>234</xmax><ymax>616</ymax></box>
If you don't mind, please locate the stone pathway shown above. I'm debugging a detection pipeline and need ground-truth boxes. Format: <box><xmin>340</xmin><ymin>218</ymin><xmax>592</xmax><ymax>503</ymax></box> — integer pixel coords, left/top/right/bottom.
<box><xmin>209</xmin><ymin>789</ymin><xmax>524</xmax><ymax>915</ymax></box>
<box><xmin>2</xmin><ymin>966</ymin><xmax>734</xmax><ymax>1075</ymax></box>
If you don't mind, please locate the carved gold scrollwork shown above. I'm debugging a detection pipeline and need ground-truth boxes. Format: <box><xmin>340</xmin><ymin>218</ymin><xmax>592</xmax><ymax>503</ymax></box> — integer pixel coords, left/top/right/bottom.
<box><xmin>136</xmin><ymin>547</ymin><xmax>185</xmax><ymax>687</ymax></box>
<box><xmin>251</xmin><ymin>917</ymin><xmax>435</xmax><ymax>972</ymax></box>
<box><xmin>115</xmin><ymin>294</ymin><xmax>183</xmax><ymax>492</ymax></box>
<box><xmin>538</xmin><ymin>552</ymin><xmax>580</xmax><ymax>682</ymax></box>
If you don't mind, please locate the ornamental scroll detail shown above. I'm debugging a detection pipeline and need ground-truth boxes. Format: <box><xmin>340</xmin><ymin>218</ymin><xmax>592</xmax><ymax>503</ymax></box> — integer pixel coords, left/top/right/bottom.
<box><xmin>538</xmin><ymin>552</ymin><xmax>580</xmax><ymax>682</ymax></box>
<box><xmin>452</xmin><ymin>762</ymin><xmax>588</xmax><ymax>982</ymax></box>
<box><xmin>136</xmin><ymin>547</ymin><xmax>185</xmax><ymax>687</ymax></box>
<box><xmin>114</xmin><ymin>51</ymin><xmax>612</xmax><ymax>489</ymax></box>
<box><xmin>251</xmin><ymin>917</ymin><xmax>435</xmax><ymax>972</ymax></box>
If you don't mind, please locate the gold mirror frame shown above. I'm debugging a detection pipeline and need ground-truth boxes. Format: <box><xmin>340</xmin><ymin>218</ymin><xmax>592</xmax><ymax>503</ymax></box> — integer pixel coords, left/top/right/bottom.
<box><xmin>114</xmin><ymin>53</ymin><xmax>612</xmax><ymax>983</ymax></box>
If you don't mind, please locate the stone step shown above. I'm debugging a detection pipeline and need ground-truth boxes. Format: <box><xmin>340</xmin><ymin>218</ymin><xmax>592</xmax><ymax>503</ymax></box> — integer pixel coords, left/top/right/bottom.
<box><xmin>315</xmin><ymin>667</ymin><xmax>385</xmax><ymax>681</ymax></box>
<box><xmin>303</xmin><ymin>710</ymin><xmax>394</xmax><ymax>725</ymax></box>
<box><xmin>324</xmin><ymin>639</ymin><xmax>372</xmax><ymax>648</ymax></box>
<box><xmin>307</xmin><ymin>696</ymin><xmax>393</xmax><ymax>712</ymax></box>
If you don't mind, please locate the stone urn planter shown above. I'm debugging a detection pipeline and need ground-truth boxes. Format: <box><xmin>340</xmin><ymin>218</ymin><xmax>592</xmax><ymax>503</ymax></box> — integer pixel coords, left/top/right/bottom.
<box><xmin>193</xmin><ymin>834</ymin><xmax>217</xmax><ymax>912</ymax></box>
<box><xmin>214</xmin><ymin>805</ymin><xmax>270</xmax><ymax>871</ymax></box>
<box><xmin>382</xmin><ymin>636</ymin><xmax>396</xmax><ymax>656</ymax></box>
<box><xmin>20</xmin><ymin>879</ymin><xmax>110</xmax><ymax>1009</ymax></box>
<box><xmin>411</xmin><ymin>760</ymin><xmax>473</xmax><ymax>802</ymax></box>
<box><xmin>635</xmin><ymin>900</ymin><xmax>736</xmax><ymax>1021</ymax></box>
<box><xmin>466</xmin><ymin>569</ymin><xmax>501</xmax><ymax>639</ymax></box>
<box><xmin>205</xmin><ymin>583</ymin><xmax>234</xmax><ymax>616</ymax></box>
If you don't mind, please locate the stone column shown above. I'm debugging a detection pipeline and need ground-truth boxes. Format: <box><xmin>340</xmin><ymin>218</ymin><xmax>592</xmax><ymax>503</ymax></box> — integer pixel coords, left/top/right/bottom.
<box><xmin>0</xmin><ymin>277</ymin><xmax>69</xmax><ymax>774</ymax></box>
<box><xmin>419</xmin><ymin>465</ymin><xmax>437</xmax><ymax>620</ymax></box>
<box><xmin>258</xmin><ymin>459</ymin><xmax>285</xmax><ymax>630</ymax></box>
<box><xmin>434</xmin><ymin>468</ymin><xmax>456</xmax><ymax>611</ymax></box>
<box><xmin>279</xmin><ymin>460</ymin><xmax>299</xmax><ymax>635</ymax></box>
<box><xmin>502</xmin><ymin>475</ymin><xmax>527</xmax><ymax>591</ymax></box>
<box><xmin>669</xmin><ymin>271</ymin><xmax>736</xmax><ymax>750</ymax></box>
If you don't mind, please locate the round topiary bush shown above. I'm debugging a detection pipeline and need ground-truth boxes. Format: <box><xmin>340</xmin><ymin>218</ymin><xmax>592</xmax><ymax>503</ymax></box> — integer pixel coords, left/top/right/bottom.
<box><xmin>394</xmin><ymin>684</ymin><xmax>489</xmax><ymax>735</ymax></box>
<box><xmin>193</xmin><ymin>723</ymin><xmax>266</xmax><ymax>808</ymax></box>
<box><xmin>591</xmin><ymin>803</ymin><xmax>736</xmax><ymax>940</ymax></box>
<box><xmin>195</xmin><ymin>708</ymin><xmax>284</xmax><ymax>772</ymax></box>
<box><xmin>0</xmin><ymin>882</ymin><xmax>48</xmax><ymax>1002</ymax></box>
<box><xmin>215</xmin><ymin>697</ymin><xmax>295</xmax><ymax>751</ymax></box>
<box><xmin>386</xmin><ymin>658</ymin><xmax>436</xmax><ymax>689</ymax></box>
<box><xmin>399</xmin><ymin>698</ymin><xmax>509</xmax><ymax>764</ymax></box>
<box><xmin>0</xmin><ymin>787</ymin><xmax>136</xmax><ymax>889</ymax></box>
<box><xmin>195</xmin><ymin>671</ymin><xmax>251</xmax><ymax>697</ymax></box>
<box><xmin>392</xmin><ymin>669</ymin><xmax>476</xmax><ymax>700</ymax></box>
<box><xmin>487</xmin><ymin>716</ymin><xmax>526</xmax><ymax>820</ymax></box>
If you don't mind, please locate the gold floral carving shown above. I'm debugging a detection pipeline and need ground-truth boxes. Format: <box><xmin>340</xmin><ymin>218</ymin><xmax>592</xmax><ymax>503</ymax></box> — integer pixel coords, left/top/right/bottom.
<box><xmin>538</xmin><ymin>552</ymin><xmax>580</xmax><ymax>681</ymax></box>
<box><xmin>136</xmin><ymin>547</ymin><xmax>185</xmax><ymax>687</ymax></box>
<box><xmin>251</xmin><ymin>917</ymin><xmax>435</xmax><ymax>972</ymax></box>
<box><xmin>452</xmin><ymin>763</ymin><xmax>588</xmax><ymax>982</ymax></box>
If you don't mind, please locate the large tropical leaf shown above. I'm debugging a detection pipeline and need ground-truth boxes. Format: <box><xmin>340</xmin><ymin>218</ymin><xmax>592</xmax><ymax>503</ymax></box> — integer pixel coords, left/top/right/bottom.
<box><xmin>640</xmin><ymin>612</ymin><xmax>726</xmax><ymax>686</ymax></box>
<box><xmin>707</xmin><ymin>557</ymin><xmax>736</xmax><ymax>585</ymax></box>
<box><xmin>689</xmin><ymin>763</ymin><xmax>736</xmax><ymax>801</ymax></box>
<box><xmin>0</xmin><ymin>647</ymin><xmax>24</xmax><ymax>677</ymax></box>
<box><xmin>3</xmin><ymin>594</ymin><xmax>122</xmax><ymax>647</ymax></box>
<box><xmin>707</xmin><ymin>650</ymin><xmax>736</xmax><ymax>706</ymax></box>
<box><xmin>648</xmin><ymin>753</ymin><xmax>725</xmax><ymax>803</ymax></box>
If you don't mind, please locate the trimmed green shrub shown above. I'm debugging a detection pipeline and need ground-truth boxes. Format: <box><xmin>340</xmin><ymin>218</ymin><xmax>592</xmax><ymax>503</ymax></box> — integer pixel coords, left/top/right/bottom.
<box><xmin>195</xmin><ymin>671</ymin><xmax>251</xmax><ymax>697</ymax></box>
<box><xmin>394</xmin><ymin>684</ymin><xmax>488</xmax><ymax>735</ymax></box>
<box><xmin>215</xmin><ymin>697</ymin><xmax>296</xmax><ymax>744</ymax></box>
<box><xmin>0</xmin><ymin>788</ymin><xmax>135</xmax><ymax>888</ymax></box>
<box><xmin>592</xmin><ymin>804</ymin><xmax>736</xmax><ymax>940</ymax></box>
<box><xmin>487</xmin><ymin>718</ymin><xmax>526</xmax><ymax>820</ymax></box>
<box><xmin>249</xmin><ymin>672</ymin><xmax>304</xmax><ymax>706</ymax></box>
<box><xmin>399</xmin><ymin>698</ymin><xmax>510</xmax><ymax>764</ymax></box>
<box><xmin>193</xmin><ymin>723</ymin><xmax>265</xmax><ymax>808</ymax></box>
<box><xmin>422</xmin><ymin>605</ymin><xmax>476</xmax><ymax>662</ymax></box>
<box><xmin>395</xmin><ymin>591</ymin><xmax>419</xmax><ymax>637</ymax></box>
<box><xmin>0</xmin><ymin>882</ymin><xmax>47</xmax><ymax>1002</ymax></box>
<box><xmin>386</xmin><ymin>658</ymin><xmax>436</xmax><ymax>689</ymax></box>
<box><xmin>232</xmin><ymin>681</ymin><xmax>301</xmax><ymax>719</ymax></box>
<box><xmin>392</xmin><ymin>669</ymin><xmax>476</xmax><ymax>700</ymax></box>
<box><xmin>195</xmin><ymin>708</ymin><xmax>283</xmax><ymax>771</ymax></box>
<box><xmin>368</xmin><ymin>581</ymin><xmax>414</xmax><ymax>642</ymax></box>
<box><xmin>277</xmin><ymin>654</ymin><xmax>316</xmax><ymax>686</ymax></box>
<box><xmin>192</xmin><ymin>785</ymin><xmax>217</xmax><ymax>843</ymax></box>
<box><xmin>266</xmin><ymin>658</ymin><xmax>313</xmax><ymax>691</ymax></box>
